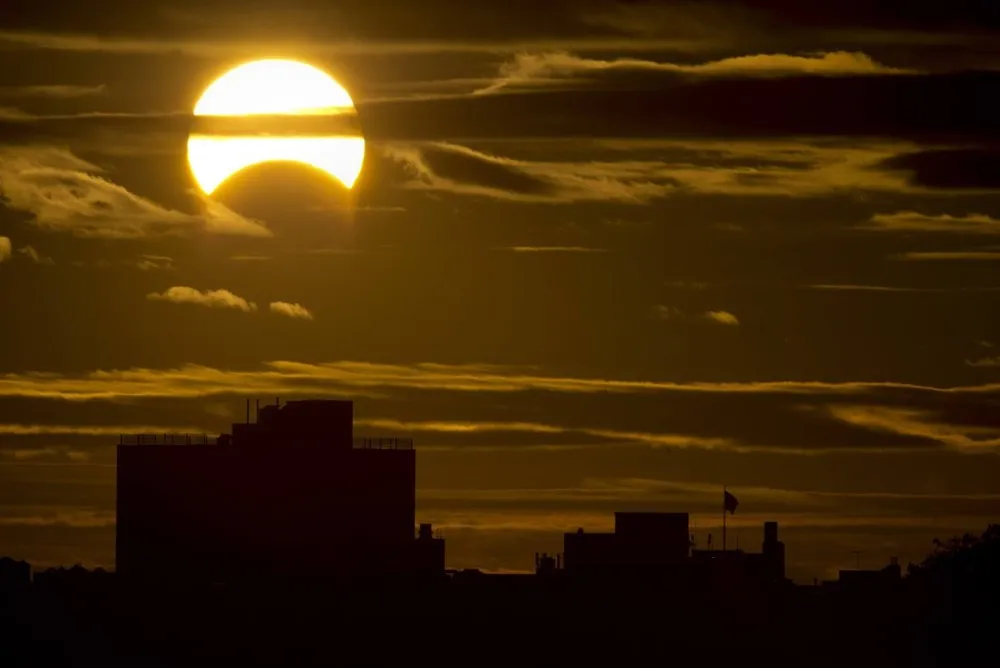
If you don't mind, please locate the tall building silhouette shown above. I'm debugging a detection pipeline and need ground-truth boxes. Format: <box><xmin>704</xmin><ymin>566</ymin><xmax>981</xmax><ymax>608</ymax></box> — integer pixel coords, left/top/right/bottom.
<box><xmin>116</xmin><ymin>399</ymin><xmax>444</xmax><ymax>581</ymax></box>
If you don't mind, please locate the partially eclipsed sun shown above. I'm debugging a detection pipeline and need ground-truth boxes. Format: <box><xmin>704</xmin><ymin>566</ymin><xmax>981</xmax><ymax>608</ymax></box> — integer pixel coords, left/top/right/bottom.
<box><xmin>187</xmin><ymin>59</ymin><xmax>365</xmax><ymax>195</ymax></box>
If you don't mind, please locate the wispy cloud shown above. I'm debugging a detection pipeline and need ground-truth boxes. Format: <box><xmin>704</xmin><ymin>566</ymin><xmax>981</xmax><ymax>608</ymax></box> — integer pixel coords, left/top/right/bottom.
<box><xmin>805</xmin><ymin>284</ymin><xmax>933</xmax><ymax>293</ymax></box>
<box><xmin>383</xmin><ymin>142</ymin><xmax>676</xmax><ymax>204</ymax></box>
<box><xmin>866</xmin><ymin>211</ymin><xmax>1000</xmax><ymax>234</ymax></box>
<box><xmin>475</xmin><ymin>51</ymin><xmax>908</xmax><ymax>95</ymax></box>
<box><xmin>384</xmin><ymin>139</ymin><xmax>929</xmax><ymax>204</ymax></box>
<box><xmin>0</xmin><ymin>106</ymin><xmax>34</xmax><ymax>121</ymax></box>
<box><xmin>132</xmin><ymin>255</ymin><xmax>173</xmax><ymax>271</ymax></box>
<box><xmin>0</xmin><ymin>447</ymin><xmax>92</xmax><ymax>462</ymax></box>
<box><xmin>0</xmin><ymin>509</ymin><xmax>114</xmax><ymax>529</ymax></box>
<box><xmin>0</xmin><ymin>423</ymin><xmax>206</xmax><ymax>436</ymax></box>
<box><xmin>827</xmin><ymin>405</ymin><xmax>1000</xmax><ymax>453</ymax></box>
<box><xmin>0</xmin><ymin>236</ymin><xmax>10</xmax><ymax>264</ymax></box>
<box><xmin>803</xmin><ymin>284</ymin><xmax>1000</xmax><ymax>293</ymax></box>
<box><xmin>147</xmin><ymin>287</ymin><xmax>257</xmax><ymax>312</ymax></box>
<box><xmin>967</xmin><ymin>357</ymin><xmax>1000</xmax><ymax>368</ymax></box>
<box><xmin>0</xmin><ymin>146</ymin><xmax>270</xmax><ymax>239</ymax></box>
<box><xmin>494</xmin><ymin>246</ymin><xmax>607</xmax><ymax>253</ymax></box>
<box><xmin>655</xmin><ymin>306</ymin><xmax>739</xmax><ymax>325</ymax></box>
<box><xmin>358</xmin><ymin>418</ymin><xmax>739</xmax><ymax>452</ymax></box>
<box><xmin>654</xmin><ymin>305</ymin><xmax>682</xmax><ymax>320</ymax></box>
<box><xmin>18</xmin><ymin>245</ymin><xmax>54</xmax><ymax>265</ymax></box>
<box><xmin>0</xmin><ymin>360</ymin><xmax>997</xmax><ymax>404</ymax></box>
<box><xmin>269</xmin><ymin>301</ymin><xmax>314</xmax><ymax>320</ymax></box>
<box><xmin>892</xmin><ymin>251</ymin><xmax>1000</xmax><ymax>261</ymax></box>
<box><xmin>704</xmin><ymin>310</ymin><xmax>740</xmax><ymax>326</ymax></box>
<box><xmin>0</xmin><ymin>84</ymin><xmax>106</xmax><ymax>98</ymax></box>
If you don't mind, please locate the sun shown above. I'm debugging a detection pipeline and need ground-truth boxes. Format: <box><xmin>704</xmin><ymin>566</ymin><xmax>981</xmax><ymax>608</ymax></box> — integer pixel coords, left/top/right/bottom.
<box><xmin>187</xmin><ymin>59</ymin><xmax>365</xmax><ymax>196</ymax></box>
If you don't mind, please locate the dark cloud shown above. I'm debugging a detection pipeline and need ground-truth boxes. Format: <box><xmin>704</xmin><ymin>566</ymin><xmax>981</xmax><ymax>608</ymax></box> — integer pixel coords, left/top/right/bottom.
<box><xmin>361</xmin><ymin>71</ymin><xmax>1000</xmax><ymax>141</ymax></box>
<box><xmin>410</xmin><ymin>144</ymin><xmax>557</xmax><ymax>197</ymax></box>
<box><xmin>879</xmin><ymin>148</ymin><xmax>1000</xmax><ymax>190</ymax></box>
<box><xmin>0</xmin><ymin>146</ymin><xmax>269</xmax><ymax>238</ymax></box>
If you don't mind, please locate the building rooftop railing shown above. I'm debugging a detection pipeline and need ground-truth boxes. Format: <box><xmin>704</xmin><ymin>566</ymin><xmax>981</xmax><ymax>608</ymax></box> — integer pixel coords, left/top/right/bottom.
<box><xmin>118</xmin><ymin>434</ymin><xmax>414</xmax><ymax>450</ymax></box>
<box><xmin>352</xmin><ymin>437</ymin><xmax>414</xmax><ymax>451</ymax></box>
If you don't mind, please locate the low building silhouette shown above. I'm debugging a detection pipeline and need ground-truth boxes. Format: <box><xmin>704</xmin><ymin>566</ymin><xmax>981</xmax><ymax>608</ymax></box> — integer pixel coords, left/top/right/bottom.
<box><xmin>563</xmin><ymin>512</ymin><xmax>691</xmax><ymax>574</ymax></box>
<box><xmin>0</xmin><ymin>556</ymin><xmax>31</xmax><ymax>592</ymax></box>
<box><xmin>116</xmin><ymin>399</ymin><xmax>444</xmax><ymax>582</ymax></box>
<box><xmin>558</xmin><ymin>512</ymin><xmax>788</xmax><ymax>592</ymax></box>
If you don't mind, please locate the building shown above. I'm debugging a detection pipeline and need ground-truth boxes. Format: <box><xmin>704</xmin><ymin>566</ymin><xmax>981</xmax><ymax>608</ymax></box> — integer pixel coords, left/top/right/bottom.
<box><xmin>559</xmin><ymin>512</ymin><xmax>787</xmax><ymax>591</ymax></box>
<box><xmin>116</xmin><ymin>399</ymin><xmax>444</xmax><ymax>581</ymax></box>
<box><xmin>563</xmin><ymin>512</ymin><xmax>691</xmax><ymax>574</ymax></box>
<box><xmin>0</xmin><ymin>556</ymin><xmax>31</xmax><ymax>591</ymax></box>
<box><xmin>691</xmin><ymin>521</ymin><xmax>786</xmax><ymax>580</ymax></box>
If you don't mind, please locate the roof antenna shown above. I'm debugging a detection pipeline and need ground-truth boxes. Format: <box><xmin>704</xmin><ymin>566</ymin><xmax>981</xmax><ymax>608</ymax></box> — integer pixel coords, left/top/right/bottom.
<box><xmin>255</xmin><ymin>399</ymin><xmax>260</xmax><ymax>423</ymax></box>
<box><xmin>245</xmin><ymin>398</ymin><xmax>250</xmax><ymax>424</ymax></box>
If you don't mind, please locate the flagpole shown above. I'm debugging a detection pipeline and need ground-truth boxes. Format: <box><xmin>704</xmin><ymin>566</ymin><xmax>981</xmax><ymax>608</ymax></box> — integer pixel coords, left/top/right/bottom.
<box><xmin>722</xmin><ymin>485</ymin><xmax>727</xmax><ymax>552</ymax></box>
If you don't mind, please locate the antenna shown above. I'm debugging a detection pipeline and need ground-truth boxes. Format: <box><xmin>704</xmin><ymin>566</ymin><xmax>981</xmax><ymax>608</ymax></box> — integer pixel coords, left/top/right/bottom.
<box><xmin>851</xmin><ymin>550</ymin><xmax>865</xmax><ymax>569</ymax></box>
<box><xmin>255</xmin><ymin>399</ymin><xmax>260</xmax><ymax>423</ymax></box>
<box><xmin>245</xmin><ymin>398</ymin><xmax>250</xmax><ymax>424</ymax></box>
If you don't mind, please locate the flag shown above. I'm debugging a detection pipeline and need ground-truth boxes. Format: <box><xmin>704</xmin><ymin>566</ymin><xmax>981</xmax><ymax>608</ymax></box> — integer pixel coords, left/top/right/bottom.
<box><xmin>724</xmin><ymin>490</ymin><xmax>739</xmax><ymax>514</ymax></box>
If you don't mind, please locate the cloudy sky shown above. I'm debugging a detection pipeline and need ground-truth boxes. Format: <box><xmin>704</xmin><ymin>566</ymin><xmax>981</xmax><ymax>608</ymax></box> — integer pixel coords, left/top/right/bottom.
<box><xmin>1</xmin><ymin>0</ymin><xmax>999</xmax><ymax>581</ymax></box>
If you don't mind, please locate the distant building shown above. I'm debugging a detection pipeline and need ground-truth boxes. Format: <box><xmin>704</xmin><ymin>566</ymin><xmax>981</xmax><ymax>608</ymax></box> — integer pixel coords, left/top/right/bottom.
<box><xmin>563</xmin><ymin>512</ymin><xmax>691</xmax><ymax>574</ymax></box>
<box><xmin>0</xmin><ymin>556</ymin><xmax>31</xmax><ymax>591</ymax></box>
<box><xmin>833</xmin><ymin>557</ymin><xmax>903</xmax><ymax>593</ymax></box>
<box><xmin>559</xmin><ymin>512</ymin><xmax>788</xmax><ymax>592</ymax></box>
<box><xmin>116</xmin><ymin>399</ymin><xmax>444</xmax><ymax>582</ymax></box>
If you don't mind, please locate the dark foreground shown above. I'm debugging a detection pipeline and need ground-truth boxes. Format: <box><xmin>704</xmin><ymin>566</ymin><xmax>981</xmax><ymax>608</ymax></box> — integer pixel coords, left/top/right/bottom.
<box><xmin>2</xmin><ymin>573</ymin><xmax>995</xmax><ymax>668</ymax></box>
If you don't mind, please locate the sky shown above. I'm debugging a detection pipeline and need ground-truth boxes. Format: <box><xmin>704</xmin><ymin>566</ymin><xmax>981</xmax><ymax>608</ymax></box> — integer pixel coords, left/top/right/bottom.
<box><xmin>1</xmin><ymin>0</ymin><xmax>999</xmax><ymax>582</ymax></box>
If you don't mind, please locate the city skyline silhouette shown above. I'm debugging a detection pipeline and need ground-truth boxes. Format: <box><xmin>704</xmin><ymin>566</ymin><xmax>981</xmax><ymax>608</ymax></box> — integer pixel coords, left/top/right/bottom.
<box><xmin>3</xmin><ymin>1</ymin><xmax>1000</xmax><ymax>665</ymax></box>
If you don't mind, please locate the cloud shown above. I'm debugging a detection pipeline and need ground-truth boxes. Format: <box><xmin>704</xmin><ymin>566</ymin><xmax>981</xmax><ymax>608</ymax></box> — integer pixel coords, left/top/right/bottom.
<box><xmin>359</xmin><ymin>418</ymin><xmax>737</xmax><ymax>452</ymax></box>
<box><xmin>475</xmin><ymin>50</ymin><xmax>908</xmax><ymax>95</ymax></box>
<box><xmin>383</xmin><ymin>139</ymin><xmax>930</xmax><ymax>203</ymax></box>
<box><xmin>1</xmin><ymin>361</ymin><xmax>999</xmax><ymax>456</ymax></box>
<box><xmin>0</xmin><ymin>146</ymin><xmax>270</xmax><ymax>239</ymax></box>
<box><xmin>17</xmin><ymin>245</ymin><xmax>54</xmax><ymax>265</ymax></box>
<box><xmin>495</xmin><ymin>246</ymin><xmax>607</xmax><ymax>253</ymax></box>
<box><xmin>269</xmin><ymin>301</ymin><xmax>314</xmax><ymax>320</ymax></box>
<box><xmin>704</xmin><ymin>310</ymin><xmax>740</xmax><ymax>326</ymax></box>
<box><xmin>0</xmin><ymin>446</ymin><xmax>92</xmax><ymax>462</ymax></box>
<box><xmin>0</xmin><ymin>360</ymin><xmax>997</xmax><ymax>404</ymax></box>
<box><xmin>654</xmin><ymin>306</ymin><xmax>739</xmax><ymax>325</ymax></box>
<box><xmin>892</xmin><ymin>252</ymin><xmax>1000</xmax><ymax>261</ymax></box>
<box><xmin>967</xmin><ymin>357</ymin><xmax>1000</xmax><ymax>368</ymax></box>
<box><xmin>0</xmin><ymin>85</ymin><xmax>106</xmax><ymax>98</ymax></box>
<box><xmin>0</xmin><ymin>236</ymin><xmax>10</xmax><ymax>263</ymax></box>
<box><xmin>0</xmin><ymin>106</ymin><xmax>34</xmax><ymax>121</ymax></box>
<box><xmin>359</xmin><ymin>70</ymin><xmax>1000</xmax><ymax>142</ymax></box>
<box><xmin>0</xmin><ymin>509</ymin><xmax>114</xmax><ymax>529</ymax></box>
<box><xmin>654</xmin><ymin>305</ymin><xmax>682</xmax><ymax>320</ymax></box>
<box><xmin>0</xmin><ymin>423</ymin><xmax>206</xmax><ymax>436</ymax></box>
<box><xmin>878</xmin><ymin>149</ymin><xmax>1000</xmax><ymax>190</ymax></box>
<box><xmin>146</xmin><ymin>287</ymin><xmax>257</xmax><ymax>312</ymax></box>
<box><xmin>132</xmin><ymin>255</ymin><xmax>173</xmax><ymax>271</ymax></box>
<box><xmin>866</xmin><ymin>211</ymin><xmax>1000</xmax><ymax>234</ymax></box>
<box><xmin>804</xmin><ymin>284</ymin><xmax>940</xmax><ymax>293</ymax></box>
<box><xmin>827</xmin><ymin>405</ymin><xmax>1000</xmax><ymax>453</ymax></box>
